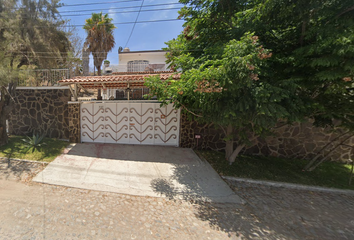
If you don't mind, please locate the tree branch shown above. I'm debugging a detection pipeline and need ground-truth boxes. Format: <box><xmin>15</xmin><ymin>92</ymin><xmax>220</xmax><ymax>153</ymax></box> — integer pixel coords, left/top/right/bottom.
<box><xmin>218</xmin><ymin>123</ymin><xmax>227</xmax><ymax>136</ymax></box>
<box><xmin>300</xmin><ymin>20</ymin><xmax>307</xmax><ymax>46</ymax></box>
<box><xmin>308</xmin><ymin>133</ymin><xmax>354</xmax><ymax>171</ymax></box>
<box><xmin>176</xmin><ymin>100</ymin><xmax>203</xmax><ymax>118</ymax></box>
<box><xmin>1</xmin><ymin>86</ymin><xmax>16</xmax><ymax>103</ymax></box>
<box><xmin>335</xmin><ymin>4</ymin><xmax>354</xmax><ymax>19</ymax></box>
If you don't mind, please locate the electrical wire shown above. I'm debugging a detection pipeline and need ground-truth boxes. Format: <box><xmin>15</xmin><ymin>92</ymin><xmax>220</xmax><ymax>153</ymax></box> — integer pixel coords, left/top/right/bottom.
<box><xmin>124</xmin><ymin>0</ymin><xmax>144</xmax><ymax>48</ymax></box>
<box><xmin>5</xmin><ymin>48</ymin><xmax>203</xmax><ymax>59</ymax></box>
<box><xmin>59</xmin><ymin>2</ymin><xmax>182</xmax><ymax>14</ymax></box>
<box><xmin>60</xmin><ymin>0</ymin><xmax>142</xmax><ymax>8</ymax></box>
<box><xmin>0</xmin><ymin>18</ymin><xmax>183</xmax><ymax>29</ymax></box>
<box><xmin>0</xmin><ymin>2</ymin><xmax>186</xmax><ymax>56</ymax></box>
<box><xmin>6</xmin><ymin>0</ymin><xmax>143</xmax><ymax>10</ymax></box>
<box><xmin>5</xmin><ymin>48</ymin><xmax>202</xmax><ymax>58</ymax></box>
<box><xmin>2</xmin><ymin>3</ymin><xmax>182</xmax><ymax>19</ymax></box>
<box><xmin>60</xmin><ymin>7</ymin><xmax>181</xmax><ymax>18</ymax></box>
<box><xmin>76</xmin><ymin>18</ymin><xmax>183</xmax><ymax>28</ymax></box>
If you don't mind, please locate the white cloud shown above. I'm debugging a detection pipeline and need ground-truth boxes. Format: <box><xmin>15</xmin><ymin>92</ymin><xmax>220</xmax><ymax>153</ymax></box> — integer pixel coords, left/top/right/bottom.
<box><xmin>149</xmin><ymin>8</ymin><xmax>176</xmax><ymax>21</ymax></box>
<box><xmin>109</xmin><ymin>7</ymin><xmax>137</xmax><ymax>23</ymax></box>
<box><xmin>108</xmin><ymin>7</ymin><xmax>117</xmax><ymax>21</ymax></box>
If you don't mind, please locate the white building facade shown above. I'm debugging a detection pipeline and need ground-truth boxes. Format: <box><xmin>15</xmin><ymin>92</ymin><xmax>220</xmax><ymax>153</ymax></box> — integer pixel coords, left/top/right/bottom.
<box><xmin>103</xmin><ymin>48</ymin><xmax>170</xmax><ymax>100</ymax></box>
<box><xmin>110</xmin><ymin>48</ymin><xmax>169</xmax><ymax>73</ymax></box>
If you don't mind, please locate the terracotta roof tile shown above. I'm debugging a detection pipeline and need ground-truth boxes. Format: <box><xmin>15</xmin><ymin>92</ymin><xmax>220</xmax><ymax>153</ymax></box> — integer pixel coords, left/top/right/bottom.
<box><xmin>112</xmin><ymin>70</ymin><xmax>175</xmax><ymax>75</ymax></box>
<box><xmin>59</xmin><ymin>72</ymin><xmax>181</xmax><ymax>87</ymax></box>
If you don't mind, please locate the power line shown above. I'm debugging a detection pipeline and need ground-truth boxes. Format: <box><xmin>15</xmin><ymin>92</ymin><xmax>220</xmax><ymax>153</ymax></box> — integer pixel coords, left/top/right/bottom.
<box><xmin>124</xmin><ymin>0</ymin><xmax>144</xmax><ymax>49</ymax></box>
<box><xmin>5</xmin><ymin>55</ymin><xmax>120</xmax><ymax>58</ymax></box>
<box><xmin>59</xmin><ymin>2</ymin><xmax>182</xmax><ymax>14</ymax></box>
<box><xmin>60</xmin><ymin>7</ymin><xmax>181</xmax><ymax>18</ymax></box>
<box><xmin>1</xmin><ymin>2</ymin><xmax>183</xmax><ymax>24</ymax></box>
<box><xmin>0</xmin><ymin>18</ymin><xmax>183</xmax><ymax>30</ymax></box>
<box><xmin>80</xmin><ymin>18</ymin><xmax>183</xmax><ymax>28</ymax></box>
<box><xmin>60</xmin><ymin>0</ymin><xmax>142</xmax><ymax>8</ymax></box>
<box><xmin>6</xmin><ymin>0</ymin><xmax>143</xmax><ymax>9</ymax></box>
<box><xmin>1</xmin><ymin>2</ymin><xmax>182</xmax><ymax>19</ymax></box>
<box><xmin>5</xmin><ymin>49</ymin><xmax>202</xmax><ymax>55</ymax></box>
<box><xmin>2</xmin><ymin>2</ymin><xmax>183</xmax><ymax>21</ymax></box>
<box><xmin>1</xmin><ymin>49</ymin><xmax>202</xmax><ymax>59</ymax></box>
<box><xmin>11</xmin><ymin>6</ymin><xmax>182</xmax><ymax>19</ymax></box>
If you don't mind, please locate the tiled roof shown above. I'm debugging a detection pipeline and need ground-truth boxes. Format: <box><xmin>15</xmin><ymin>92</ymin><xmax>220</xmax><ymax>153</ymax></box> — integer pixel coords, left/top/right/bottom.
<box><xmin>58</xmin><ymin>72</ymin><xmax>181</xmax><ymax>89</ymax></box>
<box><xmin>112</xmin><ymin>70</ymin><xmax>174</xmax><ymax>75</ymax></box>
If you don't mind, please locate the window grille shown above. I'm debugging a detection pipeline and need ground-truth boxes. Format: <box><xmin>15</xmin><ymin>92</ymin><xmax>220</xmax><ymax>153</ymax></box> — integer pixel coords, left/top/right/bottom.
<box><xmin>127</xmin><ymin>60</ymin><xmax>149</xmax><ymax>72</ymax></box>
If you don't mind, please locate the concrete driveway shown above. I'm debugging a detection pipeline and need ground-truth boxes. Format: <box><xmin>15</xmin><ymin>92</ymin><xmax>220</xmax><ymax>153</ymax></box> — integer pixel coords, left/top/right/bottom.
<box><xmin>33</xmin><ymin>143</ymin><xmax>244</xmax><ymax>203</ymax></box>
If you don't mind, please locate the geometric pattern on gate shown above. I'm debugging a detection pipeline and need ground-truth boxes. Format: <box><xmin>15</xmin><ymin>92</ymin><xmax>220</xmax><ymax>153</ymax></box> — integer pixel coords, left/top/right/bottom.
<box><xmin>80</xmin><ymin>102</ymin><xmax>180</xmax><ymax>146</ymax></box>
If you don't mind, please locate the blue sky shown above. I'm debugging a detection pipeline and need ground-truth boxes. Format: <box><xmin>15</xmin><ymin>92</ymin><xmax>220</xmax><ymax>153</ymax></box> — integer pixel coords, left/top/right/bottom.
<box><xmin>58</xmin><ymin>0</ymin><xmax>185</xmax><ymax>66</ymax></box>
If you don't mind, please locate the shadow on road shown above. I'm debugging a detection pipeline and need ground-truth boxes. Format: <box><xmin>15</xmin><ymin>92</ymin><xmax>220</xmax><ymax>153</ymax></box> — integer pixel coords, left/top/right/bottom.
<box><xmin>149</xmin><ymin>158</ymin><xmax>354</xmax><ymax>239</ymax></box>
<box><xmin>149</xmin><ymin>162</ymin><xmax>284</xmax><ymax>239</ymax></box>
<box><xmin>0</xmin><ymin>159</ymin><xmax>45</xmax><ymax>181</ymax></box>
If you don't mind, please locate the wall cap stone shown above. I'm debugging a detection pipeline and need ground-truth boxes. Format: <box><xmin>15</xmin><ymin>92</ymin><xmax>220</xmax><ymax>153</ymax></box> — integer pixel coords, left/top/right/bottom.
<box><xmin>223</xmin><ymin>176</ymin><xmax>354</xmax><ymax>195</ymax></box>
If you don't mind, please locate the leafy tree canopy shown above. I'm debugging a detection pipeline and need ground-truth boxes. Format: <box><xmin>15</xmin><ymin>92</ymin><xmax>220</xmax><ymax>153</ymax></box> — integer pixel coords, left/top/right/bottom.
<box><xmin>0</xmin><ymin>0</ymin><xmax>75</xmax><ymax>146</ymax></box>
<box><xmin>145</xmin><ymin>0</ymin><xmax>354</xmax><ymax>163</ymax></box>
<box><xmin>0</xmin><ymin>0</ymin><xmax>72</xmax><ymax>70</ymax></box>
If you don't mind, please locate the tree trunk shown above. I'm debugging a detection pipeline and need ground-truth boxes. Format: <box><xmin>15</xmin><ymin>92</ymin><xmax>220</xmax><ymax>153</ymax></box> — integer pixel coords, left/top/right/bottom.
<box><xmin>349</xmin><ymin>160</ymin><xmax>353</xmax><ymax>186</ymax></box>
<box><xmin>350</xmin><ymin>148</ymin><xmax>354</xmax><ymax>185</ymax></box>
<box><xmin>228</xmin><ymin>144</ymin><xmax>246</xmax><ymax>164</ymax></box>
<box><xmin>0</xmin><ymin>82</ymin><xmax>16</xmax><ymax>146</ymax></box>
<box><xmin>97</xmin><ymin>66</ymin><xmax>101</xmax><ymax>76</ymax></box>
<box><xmin>0</xmin><ymin>107</ymin><xmax>8</xmax><ymax>146</ymax></box>
<box><xmin>224</xmin><ymin>124</ymin><xmax>246</xmax><ymax>164</ymax></box>
<box><xmin>303</xmin><ymin>130</ymin><xmax>350</xmax><ymax>168</ymax></box>
<box><xmin>305</xmin><ymin>134</ymin><xmax>354</xmax><ymax>171</ymax></box>
<box><xmin>225</xmin><ymin>124</ymin><xmax>233</xmax><ymax>160</ymax></box>
<box><xmin>303</xmin><ymin>154</ymin><xmax>322</xmax><ymax>171</ymax></box>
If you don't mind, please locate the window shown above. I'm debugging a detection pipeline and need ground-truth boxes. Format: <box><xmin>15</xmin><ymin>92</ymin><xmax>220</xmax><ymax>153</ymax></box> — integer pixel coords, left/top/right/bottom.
<box><xmin>115</xmin><ymin>90</ymin><xmax>125</xmax><ymax>100</ymax></box>
<box><xmin>115</xmin><ymin>88</ymin><xmax>150</xmax><ymax>100</ymax></box>
<box><xmin>127</xmin><ymin>60</ymin><xmax>149</xmax><ymax>72</ymax></box>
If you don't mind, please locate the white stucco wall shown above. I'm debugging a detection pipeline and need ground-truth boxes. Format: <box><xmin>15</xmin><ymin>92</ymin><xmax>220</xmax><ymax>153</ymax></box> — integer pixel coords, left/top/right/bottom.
<box><xmin>119</xmin><ymin>51</ymin><xmax>168</xmax><ymax>65</ymax></box>
<box><xmin>106</xmin><ymin>50</ymin><xmax>170</xmax><ymax>98</ymax></box>
<box><xmin>112</xmin><ymin>51</ymin><xmax>168</xmax><ymax>72</ymax></box>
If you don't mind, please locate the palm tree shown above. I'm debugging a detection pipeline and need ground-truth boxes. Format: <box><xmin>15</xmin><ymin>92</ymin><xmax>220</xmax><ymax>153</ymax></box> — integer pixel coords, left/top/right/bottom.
<box><xmin>83</xmin><ymin>12</ymin><xmax>116</xmax><ymax>76</ymax></box>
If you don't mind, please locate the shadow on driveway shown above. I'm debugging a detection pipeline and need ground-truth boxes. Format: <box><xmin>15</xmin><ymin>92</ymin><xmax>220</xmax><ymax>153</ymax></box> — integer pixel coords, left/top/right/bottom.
<box><xmin>33</xmin><ymin>143</ymin><xmax>244</xmax><ymax>204</ymax></box>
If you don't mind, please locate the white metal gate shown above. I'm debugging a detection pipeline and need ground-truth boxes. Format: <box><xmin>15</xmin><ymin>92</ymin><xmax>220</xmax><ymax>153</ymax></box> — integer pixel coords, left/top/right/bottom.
<box><xmin>80</xmin><ymin>102</ymin><xmax>180</xmax><ymax>146</ymax></box>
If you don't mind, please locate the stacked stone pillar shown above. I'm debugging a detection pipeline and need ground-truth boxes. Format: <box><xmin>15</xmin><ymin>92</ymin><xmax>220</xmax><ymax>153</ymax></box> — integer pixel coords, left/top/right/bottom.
<box><xmin>68</xmin><ymin>102</ymin><xmax>81</xmax><ymax>143</ymax></box>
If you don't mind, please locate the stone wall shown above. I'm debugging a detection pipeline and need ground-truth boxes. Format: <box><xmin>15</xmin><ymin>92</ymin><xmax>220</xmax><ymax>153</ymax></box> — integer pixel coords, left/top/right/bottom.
<box><xmin>180</xmin><ymin>114</ymin><xmax>354</xmax><ymax>162</ymax></box>
<box><xmin>9</xmin><ymin>87</ymin><xmax>71</xmax><ymax>139</ymax></box>
<box><xmin>247</xmin><ymin>121</ymin><xmax>354</xmax><ymax>162</ymax></box>
<box><xmin>68</xmin><ymin>103</ymin><xmax>80</xmax><ymax>143</ymax></box>
<box><xmin>180</xmin><ymin>114</ymin><xmax>226</xmax><ymax>150</ymax></box>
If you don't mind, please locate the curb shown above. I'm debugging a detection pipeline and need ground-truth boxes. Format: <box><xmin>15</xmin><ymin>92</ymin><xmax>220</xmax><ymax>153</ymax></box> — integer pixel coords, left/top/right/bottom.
<box><xmin>0</xmin><ymin>157</ymin><xmax>49</xmax><ymax>165</ymax></box>
<box><xmin>222</xmin><ymin>176</ymin><xmax>354</xmax><ymax>195</ymax></box>
<box><xmin>63</xmin><ymin>143</ymin><xmax>76</xmax><ymax>153</ymax></box>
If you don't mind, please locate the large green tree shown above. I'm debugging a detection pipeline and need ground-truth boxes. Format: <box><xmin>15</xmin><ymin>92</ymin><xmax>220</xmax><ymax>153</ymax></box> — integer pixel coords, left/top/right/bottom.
<box><xmin>146</xmin><ymin>0</ymin><xmax>354</xmax><ymax>164</ymax></box>
<box><xmin>83</xmin><ymin>12</ymin><xmax>116</xmax><ymax>76</ymax></box>
<box><xmin>0</xmin><ymin>0</ymin><xmax>73</xmax><ymax>146</ymax></box>
<box><xmin>2</xmin><ymin>0</ymin><xmax>71</xmax><ymax>69</ymax></box>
